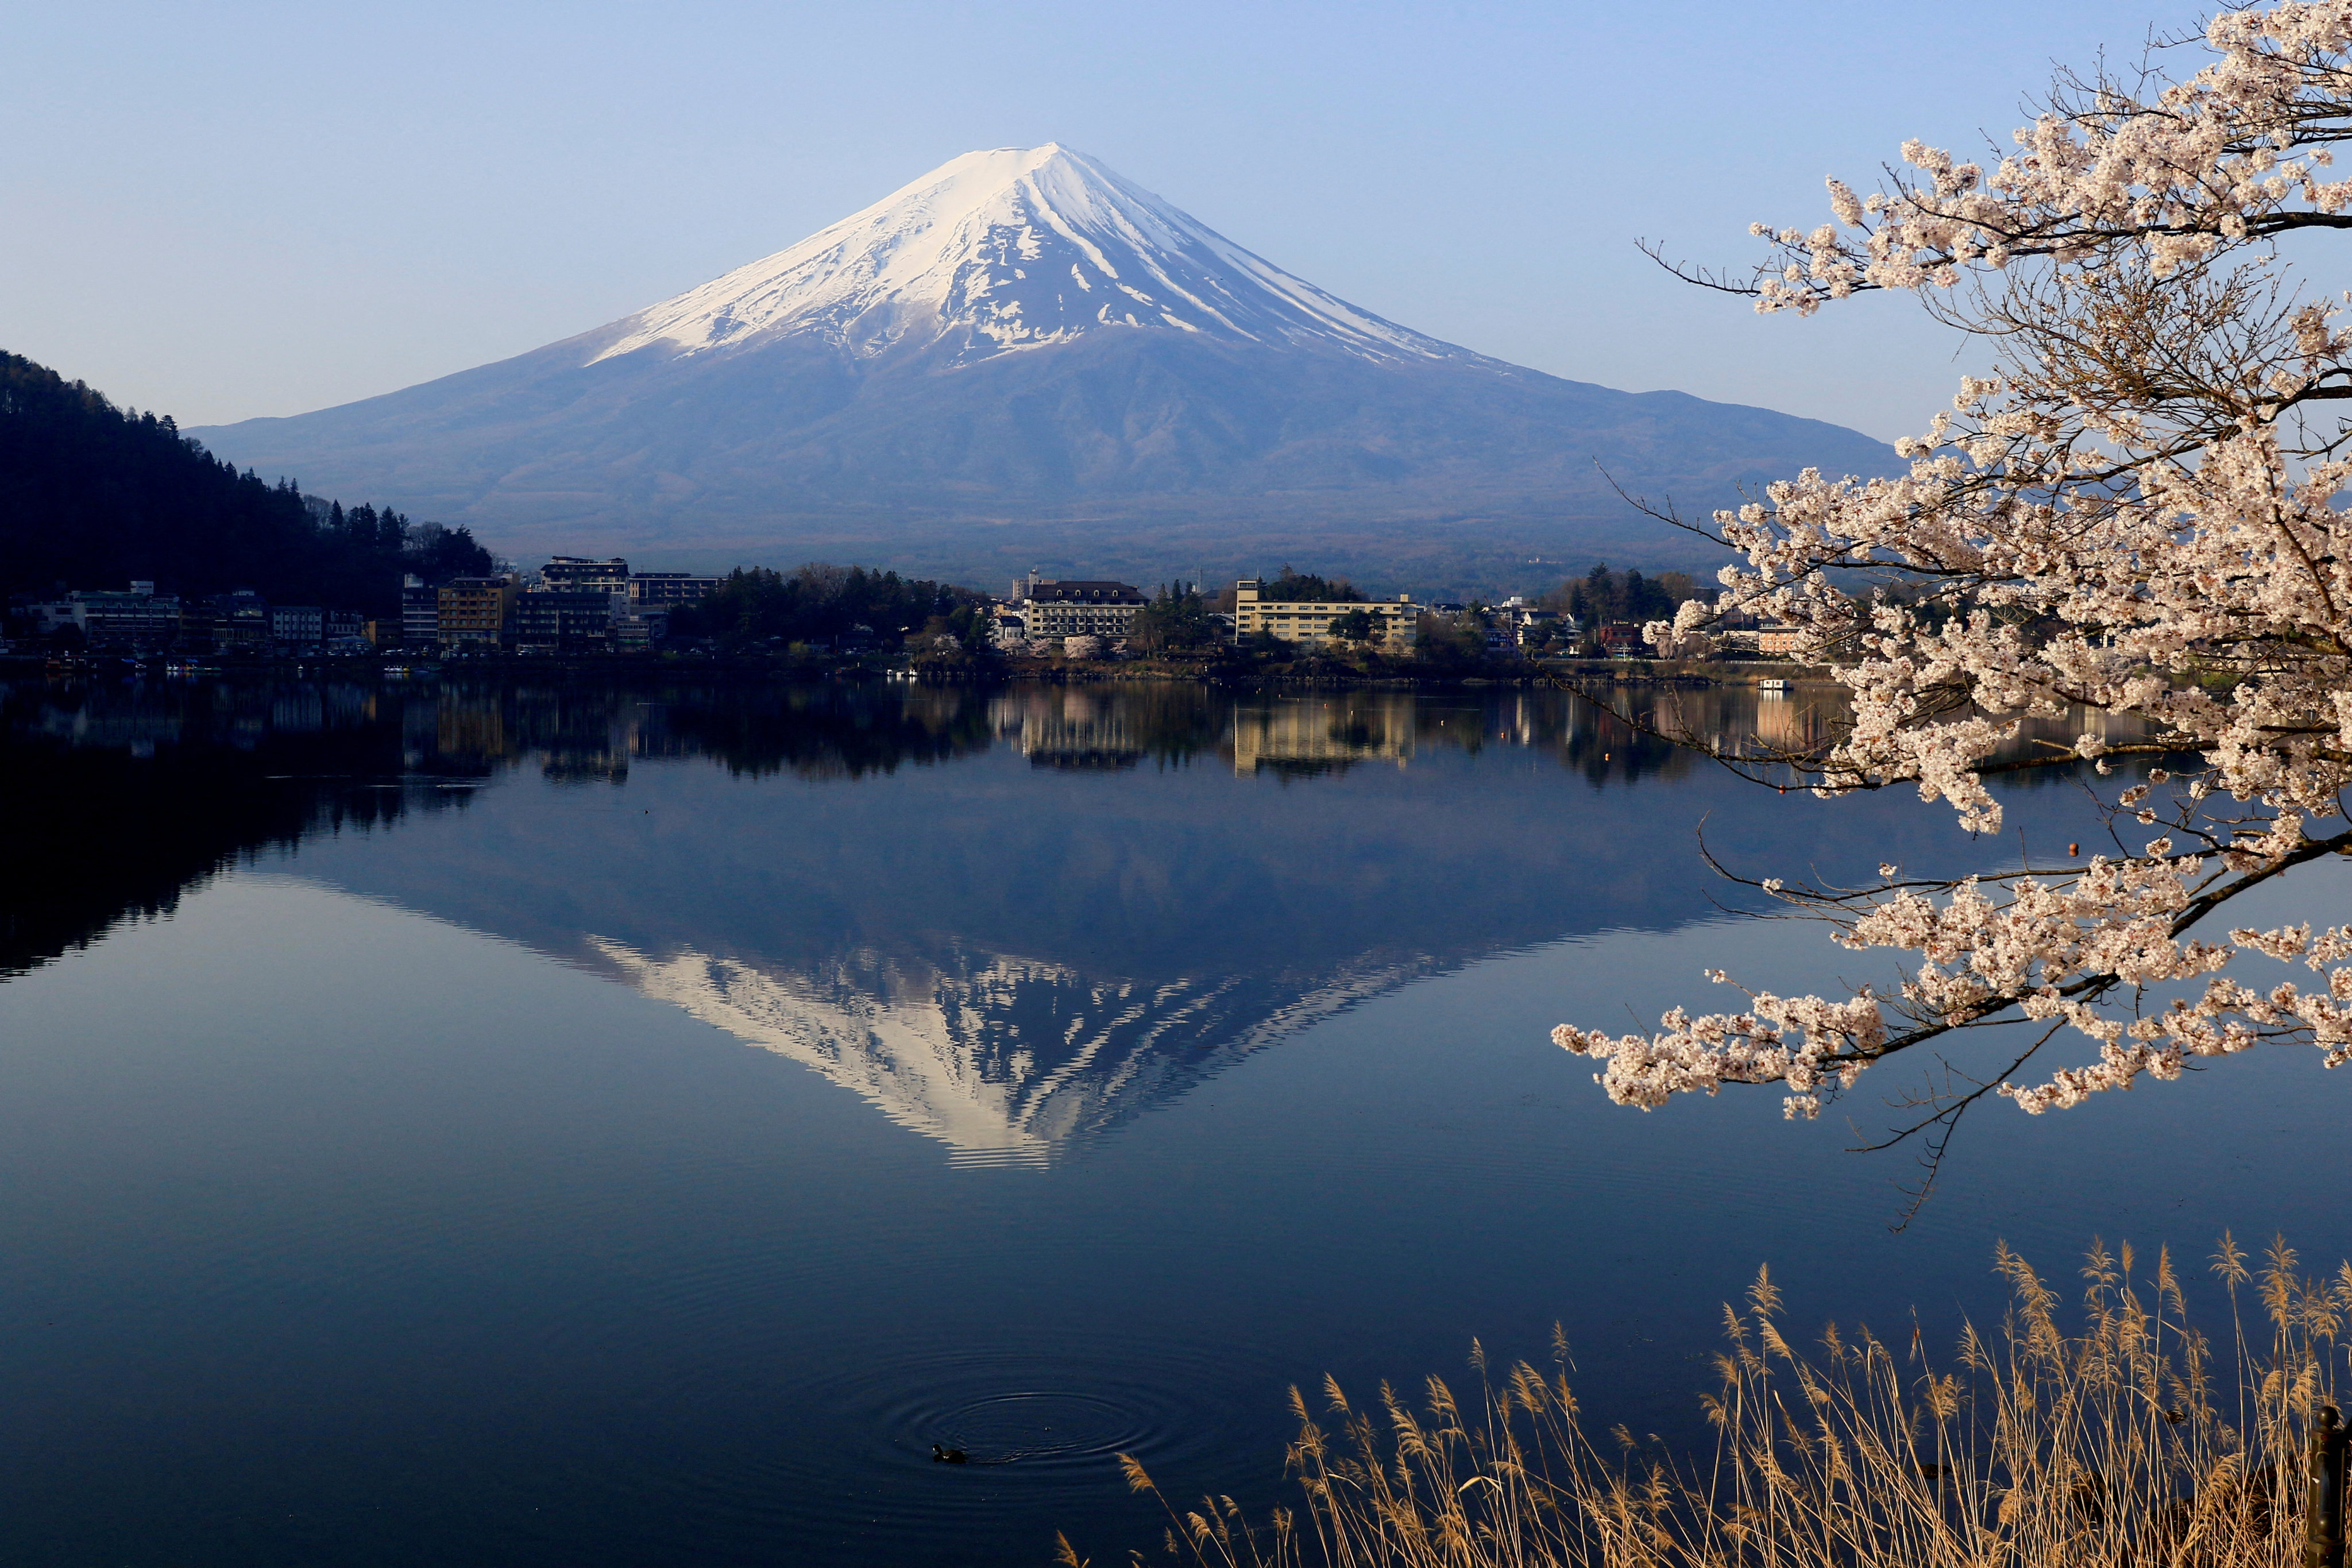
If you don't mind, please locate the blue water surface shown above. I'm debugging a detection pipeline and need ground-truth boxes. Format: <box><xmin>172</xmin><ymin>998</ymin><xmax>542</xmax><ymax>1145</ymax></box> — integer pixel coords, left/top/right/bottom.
<box><xmin>0</xmin><ymin>678</ymin><xmax>2341</xmax><ymax>1566</ymax></box>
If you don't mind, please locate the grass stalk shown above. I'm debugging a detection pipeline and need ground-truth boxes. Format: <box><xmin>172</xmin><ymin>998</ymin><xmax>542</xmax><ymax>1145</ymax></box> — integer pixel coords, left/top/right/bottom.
<box><xmin>1079</xmin><ymin>1236</ymin><xmax>2349</xmax><ymax>1568</ymax></box>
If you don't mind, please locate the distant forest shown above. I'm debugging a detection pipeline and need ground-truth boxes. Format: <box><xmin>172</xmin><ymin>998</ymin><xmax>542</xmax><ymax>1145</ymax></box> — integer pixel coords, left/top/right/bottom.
<box><xmin>1256</xmin><ymin>567</ymin><xmax>1368</xmax><ymax>603</ymax></box>
<box><xmin>0</xmin><ymin>351</ymin><xmax>491</xmax><ymax>613</ymax></box>
<box><xmin>668</xmin><ymin>565</ymin><xmax>994</xmax><ymax>650</ymax></box>
<box><xmin>1547</xmin><ymin>565</ymin><xmax>1706</xmax><ymax>625</ymax></box>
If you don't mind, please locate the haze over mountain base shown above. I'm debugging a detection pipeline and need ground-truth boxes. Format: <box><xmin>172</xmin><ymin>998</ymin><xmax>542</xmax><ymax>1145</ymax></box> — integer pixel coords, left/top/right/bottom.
<box><xmin>192</xmin><ymin>145</ymin><xmax>1895</xmax><ymax>590</ymax></box>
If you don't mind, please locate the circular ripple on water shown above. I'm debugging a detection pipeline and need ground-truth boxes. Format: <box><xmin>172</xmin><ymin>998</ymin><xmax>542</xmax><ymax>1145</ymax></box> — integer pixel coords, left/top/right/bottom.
<box><xmin>620</xmin><ymin>1327</ymin><xmax>1297</xmax><ymax>1551</ymax></box>
<box><xmin>891</xmin><ymin>1381</ymin><xmax>1147</xmax><ymax>1470</ymax></box>
<box><xmin>813</xmin><ymin>1330</ymin><xmax>1279</xmax><ymax>1476</ymax></box>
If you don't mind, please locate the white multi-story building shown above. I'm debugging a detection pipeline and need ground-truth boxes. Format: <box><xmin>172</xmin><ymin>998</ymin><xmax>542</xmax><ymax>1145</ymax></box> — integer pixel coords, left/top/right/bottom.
<box><xmin>612</xmin><ymin>607</ymin><xmax>668</xmax><ymax>650</ymax></box>
<box><xmin>1010</xmin><ymin>576</ymin><xmax>1145</xmax><ymax>640</ymax></box>
<box><xmin>627</xmin><ymin>572</ymin><xmax>723</xmax><ymax>609</ymax></box>
<box><xmin>541</xmin><ymin>556</ymin><xmax>632</xmax><ymax>596</ymax></box>
<box><xmin>63</xmin><ymin>583</ymin><xmax>184</xmax><ymax>650</ymax></box>
<box><xmin>1511</xmin><ymin>607</ymin><xmax>1566</xmax><ymax>648</ymax></box>
<box><xmin>400</xmin><ymin>576</ymin><xmax>440</xmax><ymax>649</ymax></box>
<box><xmin>539</xmin><ymin>558</ymin><xmax>717</xmax><ymax>610</ymax></box>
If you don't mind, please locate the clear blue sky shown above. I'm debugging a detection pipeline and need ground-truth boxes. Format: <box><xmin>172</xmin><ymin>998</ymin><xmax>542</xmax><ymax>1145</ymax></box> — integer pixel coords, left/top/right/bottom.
<box><xmin>5</xmin><ymin>0</ymin><xmax>2178</xmax><ymax>440</ymax></box>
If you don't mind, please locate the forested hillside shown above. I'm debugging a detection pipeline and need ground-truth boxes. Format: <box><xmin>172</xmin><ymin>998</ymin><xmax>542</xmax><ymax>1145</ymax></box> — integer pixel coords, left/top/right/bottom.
<box><xmin>667</xmin><ymin>565</ymin><xmax>991</xmax><ymax>650</ymax></box>
<box><xmin>0</xmin><ymin>352</ymin><xmax>489</xmax><ymax>613</ymax></box>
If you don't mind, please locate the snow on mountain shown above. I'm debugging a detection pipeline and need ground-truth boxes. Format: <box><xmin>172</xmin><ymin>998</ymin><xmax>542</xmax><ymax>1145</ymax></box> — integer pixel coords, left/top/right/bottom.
<box><xmin>589</xmin><ymin>144</ymin><xmax>1454</xmax><ymax>367</ymax></box>
<box><xmin>189</xmin><ymin>143</ymin><xmax>1899</xmax><ymax>583</ymax></box>
<box><xmin>586</xmin><ymin>936</ymin><xmax>1436</xmax><ymax>1165</ymax></box>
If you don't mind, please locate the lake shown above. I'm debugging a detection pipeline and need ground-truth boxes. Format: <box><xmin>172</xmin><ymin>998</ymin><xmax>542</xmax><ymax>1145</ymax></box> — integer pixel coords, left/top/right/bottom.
<box><xmin>1</xmin><ymin>675</ymin><xmax>2343</xmax><ymax>1566</ymax></box>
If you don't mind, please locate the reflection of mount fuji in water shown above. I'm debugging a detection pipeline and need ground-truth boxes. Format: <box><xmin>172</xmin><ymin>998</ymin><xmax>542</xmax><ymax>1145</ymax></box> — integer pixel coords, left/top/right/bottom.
<box><xmin>588</xmin><ymin>938</ymin><xmax>1438</xmax><ymax>1164</ymax></box>
<box><xmin>544</xmin><ymin>685</ymin><xmax>1709</xmax><ymax>1161</ymax></box>
<box><xmin>276</xmin><ymin>683</ymin><xmax>1791</xmax><ymax>1163</ymax></box>
<box><xmin>10</xmin><ymin>678</ymin><xmax>2041</xmax><ymax>1161</ymax></box>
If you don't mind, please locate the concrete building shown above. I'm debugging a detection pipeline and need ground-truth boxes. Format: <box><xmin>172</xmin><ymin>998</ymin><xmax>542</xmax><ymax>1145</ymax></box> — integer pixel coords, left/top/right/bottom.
<box><xmin>512</xmin><ymin>590</ymin><xmax>615</xmax><ymax>653</ymax></box>
<box><xmin>1755</xmin><ymin>623</ymin><xmax>1804</xmax><ymax>656</ymax></box>
<box><xmin>400</xmin><ymin>576</ymin><xmax>440</xmax><ymax>649</ymax></box>
<box><xmin>1010</xmin><ymin>576</ymin><xmax>1145</xmax><ymax>640</ymax></box>
<box><xmin>1231</xmin><ymin>579</ymin><xmax>1417</xmax><ymax>650</ymax></box>
<box><xmin>541</xmin><ymin>557</ymin><xmax>632</xmax><ymax>595</ymax></box>
<box><xmin>539</xmin><ymin>559</ymin><xmax>717</xmax><ymax>610</ymax></box>
<box><xmin>1597</xmin><ymin>623</ymin><xmax>1646</xmax><ymax>656</ymax></box>
<box><xmin>438</xmin><ymin>576</ymin><xmax>518</xmax><ymax>648</ymax></box>
<box><xmin>67</xmin><ymin>583</ymin><xmax>184</xmax><ymax>650</ymax></box>
<box><xmin>269</xmin><ymin>604</ymin><xmax>323</xmax><ymax>649</ymax></box>
<box><xmin>25</xmin><ymin>600</ymin><xmax>82</xmax><ymax>637</ymax></box>
<box><xmin>176</xmin><ymin>600</ymin><xmax>218</xmax><ymax>652</ymax></box>
<box><xmin>627</xmin><ymin>572</ymin><xmax>721</xmax><ymax>609</ymax></box>
<box><xmin>204</xmin><ymin>592</ymin><xmax>271</xmax><ymax>652</ymax></box>
<box><xmin>612</xmin><ymin>607</ymin><xmax>668</xmax><ymax>650</ymax></box>
<box><xmin>1510</xmin><ymin>607</ymin><xmax>1566</xmax><ymax>649</ymax></box>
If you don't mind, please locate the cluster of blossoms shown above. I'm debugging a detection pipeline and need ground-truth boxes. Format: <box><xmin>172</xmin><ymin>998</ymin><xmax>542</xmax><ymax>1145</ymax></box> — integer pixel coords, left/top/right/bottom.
<box><xmin>1561</xmin><ymin>1</ymin><xmax>2352</xmax><ymax>1127</ymax></box>
<box><xmin>1568</xmin><ymin>983</ymin><xmax>1888</xmax><ymax>1121</ymax></box>
<box><xmin>1749</xmin><ymin>1</ymin><xmax>2352</xmax><ymax>314</ymax></box>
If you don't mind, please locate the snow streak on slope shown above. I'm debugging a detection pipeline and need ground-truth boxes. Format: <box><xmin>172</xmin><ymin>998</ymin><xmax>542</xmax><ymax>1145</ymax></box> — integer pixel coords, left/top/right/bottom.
<box><xmin>591</xmin><ymin>144</ymin><xmax>1458</xmax><ymax>368</ymax></box>
<box><xmin>584</xmin><ymin>936</ymin><xmax>1439</xmax><ymax>1165</ymax></box>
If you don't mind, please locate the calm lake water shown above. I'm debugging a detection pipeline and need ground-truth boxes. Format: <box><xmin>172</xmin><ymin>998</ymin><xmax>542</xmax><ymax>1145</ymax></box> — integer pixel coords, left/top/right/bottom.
<box><xmin>1</xmin><ymin>675</ymin><xmax>2345</xmax><ymax>1566</ymax></box>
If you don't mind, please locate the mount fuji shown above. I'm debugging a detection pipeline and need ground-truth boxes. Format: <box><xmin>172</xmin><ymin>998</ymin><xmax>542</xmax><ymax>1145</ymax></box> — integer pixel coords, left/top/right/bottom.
<box><xmin>192</xmin><ymin>145</ymin><xmax>1893</xmax><ymax>586</ymax></box>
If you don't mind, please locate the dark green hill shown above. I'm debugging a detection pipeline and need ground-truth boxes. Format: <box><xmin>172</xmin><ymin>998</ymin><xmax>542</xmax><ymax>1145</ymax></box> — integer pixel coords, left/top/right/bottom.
<box><xmin>0</xmin><ymin>351</ymin><xmax>488</xmax><ymax>612</ymax></box>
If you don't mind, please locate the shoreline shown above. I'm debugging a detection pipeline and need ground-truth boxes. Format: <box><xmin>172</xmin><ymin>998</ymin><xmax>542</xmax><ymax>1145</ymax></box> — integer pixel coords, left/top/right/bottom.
<box><xmin>1</xmin><ymin>650</ymin><xmax>1835</xmax><ymax>689</ymax></box>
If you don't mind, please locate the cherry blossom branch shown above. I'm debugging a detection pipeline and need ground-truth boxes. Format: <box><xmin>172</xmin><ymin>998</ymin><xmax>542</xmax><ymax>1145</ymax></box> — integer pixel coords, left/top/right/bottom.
<box><xmin>1558</xmin><ymin>2</ymin><xmax>2352</xmax><ymax>1164</ymax></box>
<box><xmin>1858</xmin><ymin>1024</ymin><xmax>2069</xmax><ymax>1230</ymax></box>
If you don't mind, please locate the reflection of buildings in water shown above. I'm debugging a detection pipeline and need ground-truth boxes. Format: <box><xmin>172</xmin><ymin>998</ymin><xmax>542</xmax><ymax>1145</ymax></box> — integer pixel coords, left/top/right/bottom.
<box><xmin>33</xmin><ymin>707</ymin><xmax>187</xmax><ymax>752</ymax></box>
<box><xmin>2046</xmin><ymin>704</ymin><xmax>2151</xmax><ymax>746</ymax></box>
<box><xmin>994</xmin><ymin>691</ymin><xmax>1144</xmax><ymax>770</ymax></box>
<box><xmin>1749</xmin><ymin>690</ymin><xmax>1832</xmax><ymax>753</ymax></box>
<box><xmin>1493</xmin><ymin>694</ymin><xmax>1546</xmax><ymax>749</ymax></box>
<box><xmin>268</xmin><ymin>692</ymin><xmax>330</xmax><ymax>735</ymax></box>
<box><xmin>1729</xmin><ymin>691</ymin><xmax>2151</xmax><ymax>764</ymax></box>
<box><xmin>434</xmin><ymin>696</ymin><xmax>513</xmax><ymax>767</ymax></box>
<box><xmin>1227</xmin><ymin>697</ymin><xmax>1414</xmax><ymax>776</ymax></box>
<box><xmin>586</xmin><ymin>937</ymin><xmax>1438</xmax><ymax>1164</ymax></box>
<box><xmin>26</xmin><ymin>682</ymin><xmax>388</xmax><ymax>756</ymax></box>
<box><xmin>416</xmin><ymin>690</ymin><xmax>674</xmax><ymax>777</ymax></box>
<box><xmin>542</xmin><ymin>750</ymin><xmax>631</xmax><ymax>784</ymax></box>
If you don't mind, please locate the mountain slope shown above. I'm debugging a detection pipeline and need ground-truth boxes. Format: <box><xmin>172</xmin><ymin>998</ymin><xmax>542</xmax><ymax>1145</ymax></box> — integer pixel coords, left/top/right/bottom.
<box><xmin>585</xmin><ymin>144</ymin><xmax>1457</xmax><ymax>367</ymax></box>
<box><xmin>192</xmin><ymin>145</ymin><xmax>1894</xmax><ymax>586</ymax></box>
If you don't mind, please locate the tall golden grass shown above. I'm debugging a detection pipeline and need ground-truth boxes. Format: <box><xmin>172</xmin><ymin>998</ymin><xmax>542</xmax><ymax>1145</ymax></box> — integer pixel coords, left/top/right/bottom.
<box><xmin>1065</xmin><ymin>1237</ymin><xmax>2349</xmax><ymax>1567</ymax></box>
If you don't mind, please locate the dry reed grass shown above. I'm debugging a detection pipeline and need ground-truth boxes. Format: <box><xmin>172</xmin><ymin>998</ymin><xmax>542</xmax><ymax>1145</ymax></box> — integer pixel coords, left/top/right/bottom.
<box><xmin>1063</xmin><ymin>1236</ymin><xmax>2350</xmax><ymax>1568</ymax></box>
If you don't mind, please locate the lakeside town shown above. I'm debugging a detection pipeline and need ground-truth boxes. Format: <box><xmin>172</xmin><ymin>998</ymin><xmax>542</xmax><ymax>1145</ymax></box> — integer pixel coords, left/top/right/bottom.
<box><xmin>18</xmin><ymin>0</ymin><xmax>2352</xmax><ymax>1562</ymax></box>
<box><xmin>2</xmin><ymin>555</ymin><xmax>1808</xmax><ymax>674</ymax></box>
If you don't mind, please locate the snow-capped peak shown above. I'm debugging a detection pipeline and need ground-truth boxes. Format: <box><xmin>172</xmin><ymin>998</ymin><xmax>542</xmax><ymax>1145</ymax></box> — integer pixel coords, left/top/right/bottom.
<box><xmin>589</xmin><ymin>144</ymin><xmax>1457</xmax><ymax>366</ymax></box>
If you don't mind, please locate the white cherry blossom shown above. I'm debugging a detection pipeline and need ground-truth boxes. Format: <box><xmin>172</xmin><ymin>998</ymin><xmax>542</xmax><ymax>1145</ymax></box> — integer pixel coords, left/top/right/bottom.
<box><xmin>1569</xmin><ymin>1</ymin><xmax>2352</xmax><ymax>1161</ymax></box>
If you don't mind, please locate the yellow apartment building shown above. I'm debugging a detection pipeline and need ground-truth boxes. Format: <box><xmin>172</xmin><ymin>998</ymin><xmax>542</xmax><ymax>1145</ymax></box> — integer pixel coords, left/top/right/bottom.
<box><xmin>1231</xmin><ymin>580</ymin><xmax>1416</xmax><ymax>648</ymax></box>
<box><xmin>438</xmin><ymin>577</ymin><xmax>519</xmax><ymax>648</ymax></box>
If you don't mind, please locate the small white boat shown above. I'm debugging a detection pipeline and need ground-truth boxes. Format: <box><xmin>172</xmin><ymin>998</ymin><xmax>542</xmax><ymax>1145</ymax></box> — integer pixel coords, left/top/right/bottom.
<box><xmin>1758</xmin><ymin>677</ymin><xmax>1792</xmax><ymax>693</ymax></box>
